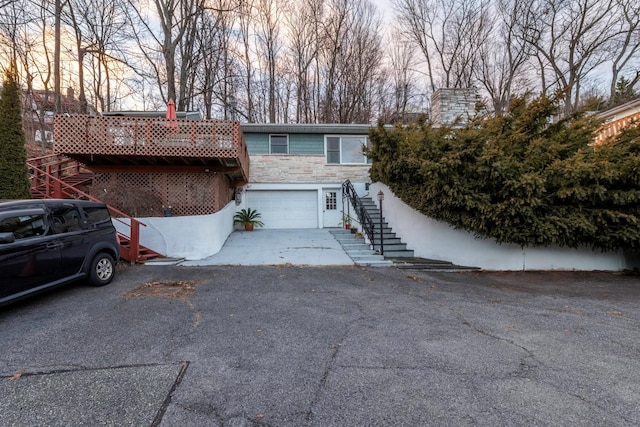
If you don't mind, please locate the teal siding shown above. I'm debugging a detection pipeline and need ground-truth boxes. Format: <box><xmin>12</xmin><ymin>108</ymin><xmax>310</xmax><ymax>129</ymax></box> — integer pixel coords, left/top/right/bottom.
<box><xmin>245</xmin><ymin>134</ymin><xmax>269</xmax><ymax>154</ymax></box>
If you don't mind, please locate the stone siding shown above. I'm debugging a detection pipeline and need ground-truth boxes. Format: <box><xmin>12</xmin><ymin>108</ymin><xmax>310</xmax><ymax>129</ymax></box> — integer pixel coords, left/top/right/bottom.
<box><xmin>431</xmin><ymin>88</ymin><xmax>478</xmax><ymax>127</ymax></box>
<box><xmin>249</xmin><ymin>154</ymin><xmax>370</xmax><ymax>184</ymax></box>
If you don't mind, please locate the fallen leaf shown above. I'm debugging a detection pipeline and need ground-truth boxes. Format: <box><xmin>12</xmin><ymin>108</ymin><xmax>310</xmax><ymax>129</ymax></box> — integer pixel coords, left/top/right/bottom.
<box><xmin>8</xmin><ymin>369</ymin><xmax>24</xmax><ymax>381</ymax></box>
<box><xmin>256</xmin><ymin>413</ymin><xmax>265</xmax><ymax>419</ymax></box>
<box><xmin>507</xmin><ymin>324</ymin><xmax>515</xmax><ymax>329</ymax></box>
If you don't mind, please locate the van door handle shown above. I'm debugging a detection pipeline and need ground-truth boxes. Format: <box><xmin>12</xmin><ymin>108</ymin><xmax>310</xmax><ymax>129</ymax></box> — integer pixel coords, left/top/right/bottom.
<box><xmin>46</xmin><ymin>242</ymin><xmax>63</xmax><ymax>250</ymax></box>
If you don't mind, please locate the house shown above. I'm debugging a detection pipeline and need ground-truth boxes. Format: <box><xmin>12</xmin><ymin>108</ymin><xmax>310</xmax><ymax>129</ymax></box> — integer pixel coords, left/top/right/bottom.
<box><xmin>594</xmin><ymin>97</ymin><xmax>640</xmax><ymax>144</ymax></box>
<box><xmin>238</xmin><ymin>123</ymin><xmax>373</xmax><ymax>229</ymax></box>
<box><xmin>22</xmin><ymin>88</ymin><xmax>92</xmax><ymax>148</ymax></box>
<box><xmin>234</xmin><ymin>89</ymin><xmax>479</xmax><ymax>229</ymax></box>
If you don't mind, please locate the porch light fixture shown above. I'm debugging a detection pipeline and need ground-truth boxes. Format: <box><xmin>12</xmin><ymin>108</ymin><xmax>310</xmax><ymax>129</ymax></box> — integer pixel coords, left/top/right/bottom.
<box><xmin>377</xmin><ymin>191</ymin><xmax>384</xmax><ymax>256</ymax></box>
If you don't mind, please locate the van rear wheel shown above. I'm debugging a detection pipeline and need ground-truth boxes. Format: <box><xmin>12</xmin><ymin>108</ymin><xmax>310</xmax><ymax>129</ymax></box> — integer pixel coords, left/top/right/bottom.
<box><xmin>88</xmin><ymin>253</ymin><xmax>115</xmax><ymax>286</ymax></box>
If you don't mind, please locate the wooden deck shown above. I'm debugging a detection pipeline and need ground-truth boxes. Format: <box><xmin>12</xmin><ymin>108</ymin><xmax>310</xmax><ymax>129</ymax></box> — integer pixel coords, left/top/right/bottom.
<box><xmin>53</xmin><ymin>115</ymin><xmax>249</xmax><ymax>183</ymax></box>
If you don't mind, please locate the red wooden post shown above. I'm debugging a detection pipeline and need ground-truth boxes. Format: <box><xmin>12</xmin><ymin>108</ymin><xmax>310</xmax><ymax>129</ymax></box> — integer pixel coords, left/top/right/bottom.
<box><xmin>129</xmin><ymin>219</ymin><xmax>141</xmax><ymax>263</ymax></box>
<box><xmin>53</xmin><ymin>179</ymin><xmax>62</xmax><ymax>198</ymax></box>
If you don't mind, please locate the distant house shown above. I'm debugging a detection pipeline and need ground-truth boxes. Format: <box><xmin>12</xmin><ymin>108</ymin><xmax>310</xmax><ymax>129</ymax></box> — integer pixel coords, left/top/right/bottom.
<box><xmin>594</xmin><ymin>98</ymin><xmax>640</xmax><ymax>144</ymax></box>
<box><xmin>238</xmin><ymin>124</ymin><xmax>373</xmax><ymax>229</ymax></box>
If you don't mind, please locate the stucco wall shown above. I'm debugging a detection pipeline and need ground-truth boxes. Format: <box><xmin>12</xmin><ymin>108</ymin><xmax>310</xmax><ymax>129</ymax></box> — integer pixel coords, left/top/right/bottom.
<box><xmin>249</xmin><ymin>154</ymin><xmax>370</xmax><ymax>184</ymax></box>
<box><xmin>114</xmin><ymin>201</ymin><xmax>236</xmax><ymax>260</ymax></box>
<box><xmin>370</xmin><ymin>182</ymin><xmax>634</xmax><ymax>271</ymax></box>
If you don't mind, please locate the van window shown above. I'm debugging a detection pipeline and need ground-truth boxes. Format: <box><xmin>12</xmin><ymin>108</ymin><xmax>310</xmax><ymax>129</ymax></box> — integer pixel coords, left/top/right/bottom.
<box><xmin>0</xmin><ymin>214</ymin><xmax>47</xmax><ymax>239</ymax></box>
<box><xmin>82</xmin><ymin>206</ymin><xmax>112</xmax><ymax>228</ymax></box>
<box><xmin>51</xmin><ymin>206</ymin><xmax>82</xmax><ymax>233</ymax></box>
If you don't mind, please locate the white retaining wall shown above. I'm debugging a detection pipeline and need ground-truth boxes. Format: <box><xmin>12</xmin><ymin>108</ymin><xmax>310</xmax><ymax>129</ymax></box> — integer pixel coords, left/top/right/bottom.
<box><xmin>113</xmin><ymin>201</ymin><xmax>236</xmax><ymax>260</ymax></box>
<box><xmin>370</xmin><ymin>182</ymin><xmax>636</xmax><ymax>271</ymax></box>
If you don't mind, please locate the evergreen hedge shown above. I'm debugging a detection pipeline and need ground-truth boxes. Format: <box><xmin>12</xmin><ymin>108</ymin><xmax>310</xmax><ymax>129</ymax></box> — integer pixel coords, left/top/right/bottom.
<box><xmin>0</xmin><ymin>68</ymin><xmax>31</xmax><ymax>199</ymax></box>
<box><xmin>368</xmin><ymin>94</ymin><xmax>640</xmax><ymax>251</ymax></box>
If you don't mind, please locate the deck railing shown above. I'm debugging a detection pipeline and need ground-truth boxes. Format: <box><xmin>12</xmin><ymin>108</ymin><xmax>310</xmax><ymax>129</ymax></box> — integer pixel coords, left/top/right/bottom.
<box><xmin>595</xmin><ymin>111</ymin><xmax>640</xmax><ymax>144</ymax></box>
<box><xmin>54</xmin><ymin>115</ymin><xmax>250</xmax><ymax>182</ymax></box>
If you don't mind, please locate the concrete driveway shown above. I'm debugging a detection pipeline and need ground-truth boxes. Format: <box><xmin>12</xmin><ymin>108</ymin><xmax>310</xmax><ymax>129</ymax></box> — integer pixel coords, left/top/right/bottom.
<box><xmin>1</xmin><ymin>266</ymin><xmax>639</xmax><ymax>426</ymax></box>
<box><xmin>180</xmin><ymin>228</ymin><xmax>354</xmax><ymax>266</ymax></box>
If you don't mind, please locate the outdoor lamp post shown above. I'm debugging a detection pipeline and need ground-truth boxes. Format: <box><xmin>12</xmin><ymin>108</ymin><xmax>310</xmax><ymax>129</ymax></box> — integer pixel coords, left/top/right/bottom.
<box><xmin>377</xmin><ymin>190</ymin><xmax>384</xmax><ymax>256</ymax></box>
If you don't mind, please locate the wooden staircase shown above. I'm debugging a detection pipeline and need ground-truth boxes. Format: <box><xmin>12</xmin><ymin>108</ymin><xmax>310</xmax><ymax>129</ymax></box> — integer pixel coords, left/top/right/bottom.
<box><xmin>27</xmin><ymin>154</ymin><xmax>164</xmax><ymax>263</ymax></box>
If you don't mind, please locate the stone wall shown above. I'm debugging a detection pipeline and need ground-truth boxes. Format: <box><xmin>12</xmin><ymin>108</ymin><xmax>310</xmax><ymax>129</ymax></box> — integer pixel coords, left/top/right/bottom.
<box><xmin>249</xmin><ymin>154</ymin><xmax>370</xmax><ymax>184</ymax></box>
<box><xmin>431</xmin><ymin>88</ymin><xmax>478</xmax><ymax>127</ymax></box>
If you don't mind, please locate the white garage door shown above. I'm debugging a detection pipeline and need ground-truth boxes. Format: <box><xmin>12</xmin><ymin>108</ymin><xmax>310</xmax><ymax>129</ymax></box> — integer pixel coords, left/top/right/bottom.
<box><xmin>248</xmin><ymin>190</ymin><xmax>318</xmax><ymax>229</ymax></box>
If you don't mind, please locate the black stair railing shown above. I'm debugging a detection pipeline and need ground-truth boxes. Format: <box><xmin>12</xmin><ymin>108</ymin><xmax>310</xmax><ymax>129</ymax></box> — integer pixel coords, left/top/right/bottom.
<box><xmin>342</xmin><ymin>179</ymin><xmax>376</xmax><ymax>248</ymax></box>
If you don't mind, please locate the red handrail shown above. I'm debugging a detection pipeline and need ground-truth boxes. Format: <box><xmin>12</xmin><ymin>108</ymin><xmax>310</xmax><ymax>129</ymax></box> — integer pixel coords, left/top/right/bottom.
<box><xmin>27</xmin><ymin>158</ymin><xmax>149</xmax><ymax>263</ymax></box>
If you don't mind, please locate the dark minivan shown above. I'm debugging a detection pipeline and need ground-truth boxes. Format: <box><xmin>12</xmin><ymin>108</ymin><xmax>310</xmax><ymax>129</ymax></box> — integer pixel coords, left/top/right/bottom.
<box><xmin>0</xmin><ymin>199</ymin><xmax>120</xmax><ymax>306</ymax></box>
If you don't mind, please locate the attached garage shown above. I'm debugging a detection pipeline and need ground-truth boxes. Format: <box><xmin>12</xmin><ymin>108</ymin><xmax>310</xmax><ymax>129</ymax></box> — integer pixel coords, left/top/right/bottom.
<box><xmin>248</xmin><ymin>190</ymin><xmax>318</xmax><ymax>229</ymax></box>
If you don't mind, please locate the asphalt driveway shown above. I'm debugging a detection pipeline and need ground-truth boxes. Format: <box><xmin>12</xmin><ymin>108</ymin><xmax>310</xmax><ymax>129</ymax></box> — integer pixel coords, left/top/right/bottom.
<box><xmin>1</xmin><ymin>265</ymin><xmax>639</xmax><ymax>426</ymax></box>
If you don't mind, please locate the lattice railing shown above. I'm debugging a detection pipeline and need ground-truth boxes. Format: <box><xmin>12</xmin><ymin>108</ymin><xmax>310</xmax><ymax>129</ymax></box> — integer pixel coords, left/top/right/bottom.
<box><xmin>92</xmin><ymin>171</ymin><xmax>231</xmax><ymax>216</ymax></box>
<box><xmin>54</xmin><ymin>115</ymin><xmax>249</xmax><ymax>181</ymax></box>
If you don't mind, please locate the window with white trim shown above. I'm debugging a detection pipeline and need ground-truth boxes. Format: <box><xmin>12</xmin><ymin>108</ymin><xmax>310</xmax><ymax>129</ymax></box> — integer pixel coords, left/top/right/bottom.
<box><xmin>270</xmin><ymin>134</ymin><xmax>289</xmax><ymax>154</ymax></box>
<box><xmin>325</xmin><ymin>136</ymin><xmax>369</xmax><ymax>164</ymax></box>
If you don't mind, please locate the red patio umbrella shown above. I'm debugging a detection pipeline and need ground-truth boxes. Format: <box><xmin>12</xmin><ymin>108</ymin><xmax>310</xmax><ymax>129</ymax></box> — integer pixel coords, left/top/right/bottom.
<box><xmin>166</xmin><ymin>99</ymin><xmax>177</xmax><ymax>120</ymax></box>
<box><xmin>166</xmin><ymin>99</ymin><xmax>177</xmax><ymax>130</ymax></box>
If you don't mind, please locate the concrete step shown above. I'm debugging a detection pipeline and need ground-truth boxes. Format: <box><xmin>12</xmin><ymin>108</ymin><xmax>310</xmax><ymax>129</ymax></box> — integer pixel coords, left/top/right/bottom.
<box><xmin>345</xmin><ymin>249</ymin><xmax>376</xmax><ymax>256</ymax></box>
<box><xmin>377</xmin><ymin>249</ymin><xmax>415</xmax><ymax>258</ymax></box>
<box><xmin>373</xmin><ymin>243</ymin><xmax>409</xmax><ymax>251</ymax></box>
<box><xmin>357</xmin><ymin>260</ymin><xmax>395</xmax><ymax>267</ymax></box>
<box><xmin>389</xmin><ymin>257</ymin><xmax>480</xmax><ymax>271</ymax></box>
<box><xmin>331</xmin><ymin>229</ymin><xmax>394</xmax><ymax>267</ymax></box>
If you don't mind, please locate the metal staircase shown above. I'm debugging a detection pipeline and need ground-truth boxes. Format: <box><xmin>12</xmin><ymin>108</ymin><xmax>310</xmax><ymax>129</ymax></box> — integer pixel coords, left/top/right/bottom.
<box><xmin>342</xmin><ymin>180</ymin><xmax>414</xmax><ymax>258</ymax></box>
<box><xmin>358</xmin><ymin>196</ymin><xmax>415</xmax><ymax>258</ymax></box>
<box><xmin>341</xmin><ymin>180</ymin><xmax>481</xmax><ymax>271</ymax></box>
<box><xmin>27</xmin><ymin>154</ymin><xmax>164</xmax><ymax>263</ymax></box>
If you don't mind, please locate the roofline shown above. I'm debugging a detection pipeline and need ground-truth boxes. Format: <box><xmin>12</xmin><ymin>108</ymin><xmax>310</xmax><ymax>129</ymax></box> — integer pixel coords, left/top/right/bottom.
<box><xmin>102</xmin><ymin>111</ymin><xmax>201</xmax><ymax>119</ymax></box>
<box><xmin>239</xmin><ymin>123</ymin><xmax>388</xmax><ymax>134</ymax></box>
<box><xmin>596</xmin><ymin>98</ymin><xmax>640</xmax><ymax>120</ymax></box>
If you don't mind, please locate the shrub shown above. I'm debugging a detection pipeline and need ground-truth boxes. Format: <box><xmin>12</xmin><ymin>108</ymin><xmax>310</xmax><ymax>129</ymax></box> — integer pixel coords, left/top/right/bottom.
<box><xmin>0</xmin><ymin>67</ymin><xmax>31</xmax><ymax>199</ymax></box>
<box><xmin>368</xmin><ymin>94</ymin><xmax>640</xmax><ymax>251</ymax></box>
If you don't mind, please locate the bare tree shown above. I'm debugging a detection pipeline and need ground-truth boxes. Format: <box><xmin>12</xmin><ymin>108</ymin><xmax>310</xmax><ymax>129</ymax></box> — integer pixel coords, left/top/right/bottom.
<box><xmin>63</xmin><ymin>0</ymin><xmax>129</xmax><ymax>112</ymax></box>
<box><xmin>253</xmin><ymin>0</ymin><xmax>282</xmax><ymax>123</ymax></box>
<box><xmin>283</xmin><ymin>0</ymin><xmax>323</xmax><ymax>123</ymax></box>
<box><xmin>393</xmin><ymin>0</ymin><xmax>490</xmax><ymax>91</ymax></box>
<box><xmin>476</xmin><ymin>0</ymin><xmax>531</xmax><ymax>115</ymax></box>
<box><xmin>389</xmin><ymin>36</ymin><xmax>416</xmax><ymax>119</ymax></box>
<box><xmin>124</xmin><ymin>0</ymin><xmax>206</xmax><ymax>108</ymax></box>
<box><xmin>607</xmin><ymin>0</ymin><xmax>640</xmax><ymax>106</ymax></box>
<box><xmin>520</xmin><ymin>0</ymin><xmax>619</xmax><ymax>115</ymax></box>
<box><xmin>318</xmin><ymin>0</ymin><xmax>383</xmax><ymax>123</ymax></box>
<box><xmin>237</xmin><ymin>0</ymin><xmax>257</xmax><ymax>122</ymax></box>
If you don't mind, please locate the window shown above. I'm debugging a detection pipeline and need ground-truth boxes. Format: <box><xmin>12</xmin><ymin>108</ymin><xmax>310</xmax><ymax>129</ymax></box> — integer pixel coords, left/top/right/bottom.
<box><xmin>325</xmin><ymin>192</ymin><xmax>337</xmax><ymax>210</ymax></box>
<box><xmin>325</xmin><ymin>136</ymin><xmax>369</xmax><ymax>164</ymax></box>
<box><xmin>81</xmin><ymin>206</ymin><xmax>112</xmax><ymax>228</ymax></box>
<box><xmin>0</xmin><ymin>214</ymin><xmax>47</xmax><ymax>239</ymax></box>
<box><xmin>270</xmin><ymin>134</ymin><xmax>289</xmax><ymax>154</ymax></box>
<box><xmin>52</xmin><ymin>206</ymin><xmax>82</xmax><ymax>233</ymax></box>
